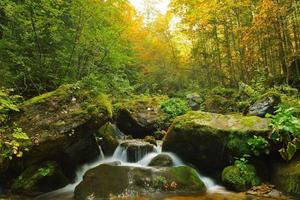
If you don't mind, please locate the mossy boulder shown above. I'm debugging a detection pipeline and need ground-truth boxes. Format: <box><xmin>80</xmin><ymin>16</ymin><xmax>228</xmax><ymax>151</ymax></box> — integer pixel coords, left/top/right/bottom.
<box><xmin>162</xmin><ymin>111</ymin><xmax>271</xmax><ymax>173</ymax></box>
<box><xmin>115</xmin><ymin>95</ymin><xmax>169</xmax><ymax>138</ymax></box>
<box><xmin>11</xmin><ymin>161</ymin><xmax>69</xmax><ymax>195</ymax></box>
<box><xmin>271</xmin><ymin>160</ymin><xmax>300</xmax><ymax>198</ymax></box>
<box><xmin>97</xmin><ymin>122</ymin><xmax>121</xmax><ymax>156</ymax></box>
<box><xmin>222</xmin><ymin>164</ymin><xmax>261</xmax><ymax>192</ymax></box>
<box><xmin>74</xmin><ymin>163</ymin><xmax>206</xmax><ymax>200</ymax></box>
<box><xmin>5</xmin><ymin>84</ymin><xmax>111</xmax><ymax>184</ymax></box>
<box><xmin>148</xmin><ymin>154</ymin><xmax>174</xmax><ymax>167</ymax></box>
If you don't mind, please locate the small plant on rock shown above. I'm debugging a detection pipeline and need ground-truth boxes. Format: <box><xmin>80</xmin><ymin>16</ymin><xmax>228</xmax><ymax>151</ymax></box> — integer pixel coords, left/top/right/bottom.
<box><xmin>160</xmin><ymin>98</ymin><xmax>190</xmax><ymax>120</ymax></box>
<box><xmin>267</xmin><ymin>103</ymin><xmax>300</xmax><ymax>161</ymax></box>
<box><xmin>247</xmin><ymin>135</ymin><xmax>270</xmax><ymax>156</ymax></box>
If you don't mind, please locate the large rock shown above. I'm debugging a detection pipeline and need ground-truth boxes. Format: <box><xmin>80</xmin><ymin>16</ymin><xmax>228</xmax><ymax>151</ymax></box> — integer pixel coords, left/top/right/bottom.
<box><xmin>271</xmin><ymin>160</ymin><xmax>300</xmax><ymax>198</ymax></box>
<box><xmin>163</xmin><ymin>111</ymin><xmax>271</xmax><ymax>173</ymax></box>
<box><xmin>222</xmin><ymin>164</ymin><xmax>261</xmax><ymax>192</ymax></box>
<box><xmin>74</xmin><ymin>163</ymin><xmax>206</xmax><ymax>199</ymax></box>
<box><xmin>3</xmin><ymin>84</ymin><xmax>111</xmax><ymax>187</ymax></box>
<box><xmin>97</xmin><ymin>122</ymin><xmax>121</xmax><ymax>156</ymax></box>
<box><xmin>247</xmin><ymin>93</ymin><xmax>281</xmax><ymax>117</ymax></box>
<box><xmin>115</xmin><ymin>96</ymin><xmax>169</xmax><ymax>138</ymax></box>
<box><xmin>11</xmin><ymin>161</ymin><xmax>69</xmax><ymax>195</ymax></box>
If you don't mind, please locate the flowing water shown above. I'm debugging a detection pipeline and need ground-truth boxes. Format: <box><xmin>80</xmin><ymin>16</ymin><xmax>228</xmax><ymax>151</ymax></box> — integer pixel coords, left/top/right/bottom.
<box><xmin>35</xmin><ymin>140</ymin><xmax>224</xmax><ymax>200</ymax></box>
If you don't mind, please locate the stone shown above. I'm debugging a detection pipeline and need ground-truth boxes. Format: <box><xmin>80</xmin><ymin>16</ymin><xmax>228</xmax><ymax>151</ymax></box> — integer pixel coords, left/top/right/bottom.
<box><xmin>97</xmin><ymin>122</ymin><xmax>121</xmax><ymax>156</ymax></box>
<box><xmin>271</xmin><ymin>160</ymin><xmax>300</xmax><ymax>198</ymax></box>
<box><xmin>115</xmin><ymin>96</ymin><xmax>169</xmax><ymax>138</ymax></box>
<box><xmin>163</xmin><ymin>111</ymin><xmax>271</xmax><ymax>173</ymax></box>
<box><xmin>2</xmin><ymin>84</ymin><xmax>111</xmax><ymax>189</ymax></box>
<box><xmin>11</xmin><ymin>161</ymin><xmax>69</xmax><ymax>195</ymax></box>
<box><xmin>186</xmin><ymin>93</ymin><xmax>202</xmax><ymax>111</ymax></box>
<box><xmin>148</xmin><ymin>154</ymin><xmax>174</xmax><ymax>167</ymax></box>
<box><xmin>222</xmin><ymin>164</ymin><xmax>261</xmax><ymax>192</ymax></box>
<box><xmin>248</xmin><ymin>93</ymin><xmax>281</xmax><ymax>117</ymax></box>
<box><xmin>74</xmin><ymin>164</ymin><xmax>206</xmax><ymax>200</ymax></box>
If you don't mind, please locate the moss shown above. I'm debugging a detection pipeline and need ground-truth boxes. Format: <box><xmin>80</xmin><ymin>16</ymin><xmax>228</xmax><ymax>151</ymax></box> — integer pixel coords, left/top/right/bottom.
<box><xmin>272</xmin><ymin>161</ymin><xmax>300</xmax><ymax>197</ymax></box>
<box><xmin>22</xmin><ymin>85</ymin><xmax>73</xmax><ymax>107</ymax></box>
<box><xmin>172</xmin><ymin>111</ymin><xmax>270</xmax><ymax>133</ymax></box>
<box><xmin>222</xmin><ymin>164</ymin><xmax>261</xmax><ymax>192</ymax></box>
<box><xmin>97</xmin><ymin>122</ymin><xmax>119</xmax><ymax>155</ymax></box>
<box><xmin>168</xmin><ymin>166</ymin><xmax>206</xmax><ymax>192</ymax></box>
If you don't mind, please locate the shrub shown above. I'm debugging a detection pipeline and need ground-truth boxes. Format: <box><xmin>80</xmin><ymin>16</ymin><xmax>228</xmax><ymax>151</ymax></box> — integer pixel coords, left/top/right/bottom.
<box><xmin>247</xmin><ymin>136</ymin><xmax>270</xmax><ymax>156</ymax></box>
<box><xmin>160</xmin><ymin>98</ymin><xmax>190</xmax><ymax>120</ymax></box>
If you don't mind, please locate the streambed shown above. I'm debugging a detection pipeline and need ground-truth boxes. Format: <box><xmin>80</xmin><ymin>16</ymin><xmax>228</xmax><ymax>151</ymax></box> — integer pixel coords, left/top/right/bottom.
<box><xmin>28</xmin><ymin>140</ymin><xmax>292</xmax><ymax>200</ymax></box>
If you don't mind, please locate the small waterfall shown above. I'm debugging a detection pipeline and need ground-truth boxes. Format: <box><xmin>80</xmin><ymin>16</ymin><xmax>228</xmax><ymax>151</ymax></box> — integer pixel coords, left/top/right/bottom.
<box><xmin>35</xmin><ymin>139</ymin><xmax>223</xmax><ymax>200</ymax></box>
<box><xmin>99</xmin><ymin>145</ymin><xmax>105</xmax><ymax>160</ymax></box>
<box><xmin>95</xmin><ymin>136</ymin><xmax>105</xmax><ymax>159</ymax></box>
<box><xmin>116</xmin><ymin>140</ymin><xmax>156</xmax><ymax>163</ymax></box>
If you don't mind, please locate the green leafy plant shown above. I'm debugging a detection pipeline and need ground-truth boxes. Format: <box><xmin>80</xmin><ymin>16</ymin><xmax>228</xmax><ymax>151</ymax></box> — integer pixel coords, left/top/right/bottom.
<box><xmin>38</xmin><ymin>164</ymin><xmax>54</xmax><ymax>177</ymax></box>
<box><xmin>231</xmin><ymin>155</ymin><xmax>261</xmax><ymax>188</ymax></box>
<box><xmin>0</xmin><ymin>88</ymin><xmax>21</xmax><ymax>124</ymax></box>
<box><xmin>234</xmin><ymin>156</ymin><xmax>250</xmax><ymax>174</ymax></box>
<box><xmin>0</xmin><ymin>125</ymin><xmax>31</xmax><ymax>160</ymax></box>
<box><xmin>247</xmin><ymin>135</ymin><xmax>269</xmax><ymax>156</ymax></box>
<box><xmin>160</xmin><ymin>98</ymin><xmax>190</xmax><ymax>120</ymax></box>
<box><xmin>0</xmin><ymin>88</ymin><xmax>31</xmax><ymax>160</ymax></box>
<box><xmin>267</xmin><ymin>103</ymin><xmax>300</xmax><ymax>161</ymax></box>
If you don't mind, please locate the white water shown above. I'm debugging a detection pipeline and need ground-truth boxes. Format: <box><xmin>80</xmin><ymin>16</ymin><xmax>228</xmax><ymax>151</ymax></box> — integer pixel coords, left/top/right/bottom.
<box><xmin>35</xmin><ymin>140</ymin><xmax>223</xmax><ymax>200</ymax></box>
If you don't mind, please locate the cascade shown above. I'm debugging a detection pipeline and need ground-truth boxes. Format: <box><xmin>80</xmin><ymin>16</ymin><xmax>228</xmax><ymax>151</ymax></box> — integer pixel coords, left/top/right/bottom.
<box><xmin>35</xmin><ymin>139</ymin><xmax>222</xmax><ymax>200</ymax></box>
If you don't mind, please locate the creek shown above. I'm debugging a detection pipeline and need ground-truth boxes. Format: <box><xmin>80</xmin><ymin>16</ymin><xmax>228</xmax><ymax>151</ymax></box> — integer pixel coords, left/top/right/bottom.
<box><xmin>35</xmin><ymin>140</ymin><xmax>224</xmax><ymax>200</ymax></box>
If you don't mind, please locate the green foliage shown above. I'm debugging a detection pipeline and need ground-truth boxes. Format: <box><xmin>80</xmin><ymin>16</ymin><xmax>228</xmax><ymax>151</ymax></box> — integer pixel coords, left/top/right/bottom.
<box><xmin>77</xmin><ymin>73</ymin><xmax>136</xmax><ymax>99</ymax></box>
<box><xmin>160</xmin><ymin>98</ymin><xmax>190</xmax><ymax>120</ymax></box>
<box><xmin>0</xmin><ymin>124</ymin><xmax>31</xmax><ymax>160</ymax></box>
<box><xmin>222</xmin><ymin>156</ymin><xmax>261</xmax><ymax>192</ymax></box>
<box><xmin>234</xmin><ymin>156</ymin><xmax>250</xmax><ymax>175</ymax></box>
<box><xmin>234</xmin><ymin>156</ymin><xmax>261</xmax><ymax>186</ymax></box>
<box><xmin>0</xmin><ymin>88</ymin><xmax>30</xmax><ymax>160</ymax></box>
<box><xmin>0</xmin><ymin>88</ymin><xmax>22</xmax><ymax>124</ymax></box>
<box><xmin>0</xmin><ymin>0</ymin><xmax>137</xmax><ymax>97</ymax></box>
<box><xmin>38</xmin><ymin>164</ymin><xmax>54</xmax><ymax>177</ymax></box>
<box><xmin>247</xmin><ymin>136</ymin><xmax>269</xmax><ymax>156</ymax></box>
<box><xmin>267</xmin><ymin>103</ymin><xmax>300</xmax><ymax>161</ymax></box>
<box><xmin>250</xmin><ymin>68</ymin><xmax>268</xmax><ymax>95</ymax></box>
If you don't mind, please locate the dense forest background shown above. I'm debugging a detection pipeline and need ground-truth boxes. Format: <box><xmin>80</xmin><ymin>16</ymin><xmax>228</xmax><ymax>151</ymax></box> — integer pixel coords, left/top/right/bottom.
<box><xmin>0</xmin><ymin>0</ymin><xmax>300</xmax><ymax>97</ymax></box>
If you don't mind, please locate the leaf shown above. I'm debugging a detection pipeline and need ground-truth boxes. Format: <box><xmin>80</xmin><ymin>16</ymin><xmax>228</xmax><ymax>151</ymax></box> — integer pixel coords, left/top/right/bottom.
<box><xmin>279</xmin><ymin>148</ymin><xmax>288</xmax><ymax>161</ymax></box>
<box><xmin>280</xmin><ymin>142</ymin><xmax>297</xmax><ymax>161</ymax></box>
<box><xmin>12</xmin><ymin>131</ymin><xmax>29</xmax><ymax>140</ymax></box>
<box><xmin>16</xmin><ymin>151</ymin><xmax>23</xmax><ymax>157</ymax></box>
